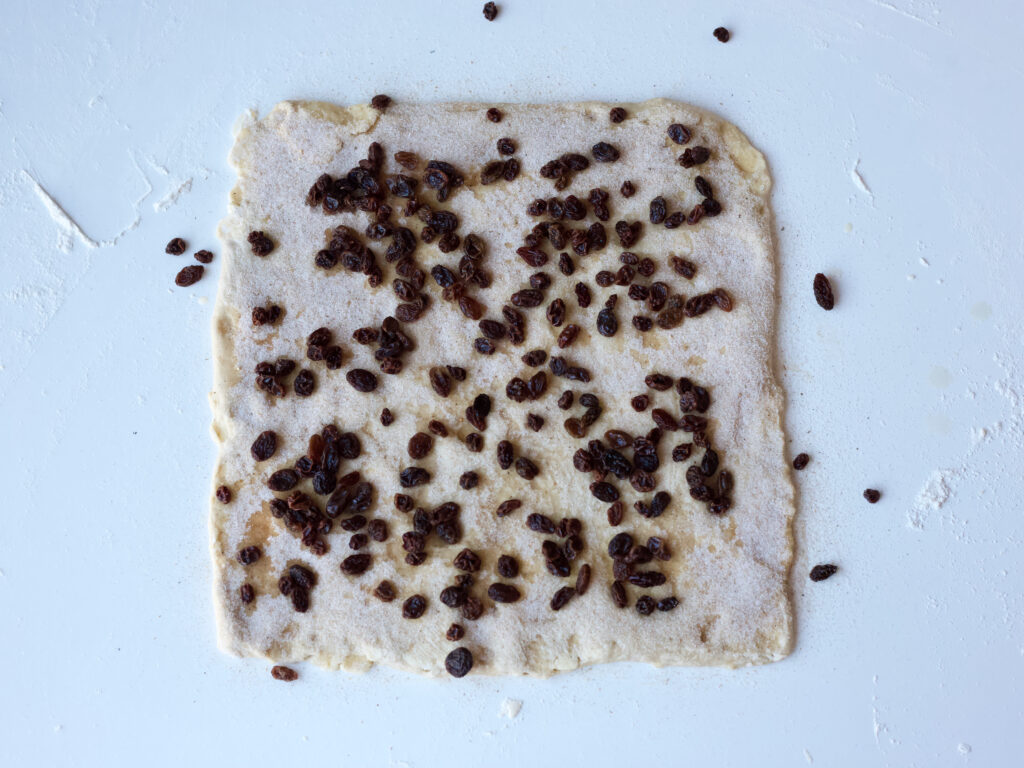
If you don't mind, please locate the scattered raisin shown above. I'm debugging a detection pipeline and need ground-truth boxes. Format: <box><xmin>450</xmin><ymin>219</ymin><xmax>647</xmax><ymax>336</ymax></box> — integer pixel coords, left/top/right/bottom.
<box><xmin>713</xmin><ymin>26</ymin><xmax>730</xmax><ymax>42</ymax></box>
<box><xmin>402</xmin><ymin>594</ymin><xmax>427</xmax><ymax>619</ymax></box>
<box><xmin>863</xmin><ymin>489</ymin><xmax>881</xmax><ymax>503</ymax></box>
<box><xmin>174</xmin><ymin>265</ymin><xmax>203</xmax><ymax>287</ymax></box>
<box><xmin>487</xmin><ymin>583</ymin><xmax>521</xmax><ymax>603</ymax></box>
<box><xmin>370</xmin><ymin>93</ymin><xmax>391</xmax><ymax>110</ymax></box>
<box><xmin>271</xmin><ymin>665</ymin><xmax>298</xmax><ymax>682</ymax></box>
<box><xmin>810</xmin><ymin>564</ymin><xmax>838</xmax><ymax>581</ymax></box>
<box><xmin>813</xmin><ymin>273</ymin><xmax>835</xmax><ymax>310</ymax></box>
<box><xmin>609</xmin><ymin>106</ymin><xmax>627</xmax><ymax>123</ymax></box>
<box><xmin>793</xmin><ymin>453</ymin><xmax>810</xmax><ymax>470</ymax></box>
<box><xmin>165</xmin><ymin>237</ymin><xmax>187</xmax><ymax>255</ymax></box>
<box><xmin>340</xmin><ymin>553</ymin><xmax>372</xmax><ymax>576</ymax></box>
<box><xmin>346</xmin><ymin>369</ymin><xmax>378</xmax><ymax>392</ymax></box>
<box><xmin>497</xmin><ymin>555</ymin><xmax>519</xmax><ymax>578</ymax></box>
<box><xmin>445</xmin><ymin>646</ymin><xmax>474</xmax><ymax>677</ymax></box>
<box><xmin>620</xmin><ymin>180</ymin><xmax>635</xmax><ymax>197</ymax></box>
<box><xmin>486</xmin><ymin>106</ymin><xmax>502</xmax><ymax>121</ymax></box>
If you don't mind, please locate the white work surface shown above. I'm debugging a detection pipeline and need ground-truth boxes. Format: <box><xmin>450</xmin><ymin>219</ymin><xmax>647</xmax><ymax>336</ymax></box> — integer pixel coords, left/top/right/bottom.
<box><xmin>2</xmin><ymin>1</ymin><xmax>1022</xmax><ymax>765</ymax></box>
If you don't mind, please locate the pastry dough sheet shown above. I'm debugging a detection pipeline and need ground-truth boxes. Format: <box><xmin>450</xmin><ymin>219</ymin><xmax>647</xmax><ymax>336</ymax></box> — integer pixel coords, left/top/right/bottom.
<box><xmin>210</xmin><ymin>98</ymin><xmax>794</xmax><ymax>676</ymax></box>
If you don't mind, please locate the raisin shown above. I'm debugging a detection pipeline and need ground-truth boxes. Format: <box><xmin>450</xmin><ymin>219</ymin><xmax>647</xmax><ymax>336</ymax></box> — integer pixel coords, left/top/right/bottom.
<box><xmin>596</xmin><ymin>307</ymin><xmax>618</xmax><ymax>337</ymax></box>
<box><xmin>609</xmin><ymin>106</ymin><xmax>627</xmax><ymax>123</ymax></box>
<box><xmin>591</xmin><ymin>142</ymin><xmax>620</xmax><ymax>162</ymax></box>
<box><xmin>813</xmin><ymin>273</ymin><xmax>835</xmax><ymax>310</ymax></box>
<box><xmin>165</xmin><ymin>237</ymin><xmax>187</xmax><ymax>255</ymax></box>
<box><xmin>371</xmin><ymin>93</ymin><xmax>391</xmax><ymax>110</ymax></box>
<box><xmin>459</xmin><ymin>471</ymin><xmax>479</xmax><ymax>490</ymax></box>
<box><xmin>863</xmin><ymin>489</ymin><xmax>881</xmax><ymax>503</ymax></box>
<box><xmin>649</xmin><ymin>196</ymin><xmax>667</xmax><ymax>224</ymax></box>
<box><xmin>574</xmin><ymin>282</ymin><xmax>592</xmax><ymax>308</ymax></box>
<box><xmin>607</xmin><ymin>501</ymin><xmax>624</xmax><ymax>526</ymax></box>
<box><xmin>402</xmin><ymin>595</ymin><xmax>427</xmax><ymax>619</ymax></box>
<box><xmin>174</xmin><ymin>265</ymin><xmax>203</xmax><ymax>287</ymax></box>
<box><xmin>445</xmin><ymin>646</ymin><xmax>474</xmax><ymax>678</ymax></box>
<box><xmin>496</xmin><ymin>498</ymin><xmax>521</xmax><ymax>517</ymax></box>
<box><xmin>590</xmin><ymin>482</ymin><xmax>619</xmax><ymax>502</ymax></box>
<box><xmin>346</xmin><ymin>369</ymin><xmax>378</xmax><ymax>392</ymax></box>
<box><xmin>399</xmin><ymin>466</ymin><xmax>431</xmax><ymax>487</ymax></box>
<box><xmin>713</xmin><ymin>26</ymin><xmax>730</xmax><ymax>42</ymax></box>
<box><xmin>497</xmin><ymin>555</ymin><xmax>519</xmax><ymax>578</ymax></box>
<box><xmin>679</xmin><ymin>146</ymin><xmax>710</xmax><ymax>168</ymax></box>
<box><xmin>550</xmin><ymin>586</ymin><xmax>575</xmax><ymax>611</ymax></box>
<box><xmin>809</xmin><ymin>564</ymin><xmax>838</xmax><ymax>582</ymax></box>
<box><xmin>793</xmin><ymin>453</ymin><xmax>810</xmax><ymax>470</ymax></box>
<box><xmin>629</xmin><ymin>571</ymin><xmax>667</xmax><ymax>588</ymax></box>
<box><xmin>408</xmin><ymin>432</ymin><xmax>434</xmax><ymax>460</ymax></box>
<box><xmin>526</xmin><ymin>513</ymin><xmax>556</xmax><ymax>534</ymax></box>
<box><xmin>339</xmin><ymin>553</ymin><xmax>371</xmax><ymax>576</ymax></box>
<box><xmin>293</xmin><ymin>369</ymin><xmax>315</xmax><ymax>397</ymax></box>
<box><xmin>610</xmin><ymin>580</ymin><xmax>628</xmax><ymax>608</ymax></box>
<box><xmin>510</xmin><ymin>288</ymin><xmax>543</xmax><ymax>308</ymax></box>
<box><xmin>487</xmin><ymin>583</ymin><xmax>521</xmax><ymax>603</ymax></box>
<box><xmin>268</xmin><ymin>469</ymin><xmax>299</xmax><ymax>491</ymax></box>
<box><xmin>247</xmin><ymin>230</ymin><xmax>274</xmax><ymax>256</ymax></box>
<box><xmin>440</xmin><ymin>585</ymin><xmax>468</xmax><ymax>608</ymax></box>
<box><xmin>271</xmin><ymin>665</ymin><xmax>298</xmax><ymax>682</ymax></box>
<box><xmin>465</xmin><ymin>432</ymin><xmax>483</xmax><ymax>452</ymax></box>
<box><xmin>250</xmin><ymin>430</ymin><xmax>278</xmax><ymax>461</ymax></box>
<box><xmin>514</xmin><ymin>456</ymin><xmax>539</xmax><ymax>480</ymax></box>
<box><xmin>497</xmin><ymin>440</ymin><xmax>514</xmax><ymax>470</ymax></box>
<box><xmin>236</xmin><ymin>546</ymin><xmax>261</xmax><ymax>565</ymax></box>
<box><xmin>667</xmin><ymin>123</ymin><xmax>691</xmax><ymax>145</ymax></box>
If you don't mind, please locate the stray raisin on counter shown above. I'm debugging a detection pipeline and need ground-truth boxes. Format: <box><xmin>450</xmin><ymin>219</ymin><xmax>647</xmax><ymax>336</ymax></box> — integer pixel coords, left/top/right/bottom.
<box><xmin>809</xmin><ymin>564</ymin><xmax>838</xmax><ymax>582</ymax></box>
<box><xmin>482</xmin><ymin>2</ymin><xmax>498</xmax><ymax>22</ymax></box>
<box><xmin>713</xmin><ymin>26</ymin><xmax>731</xmax><ymax>43</ymax></box>
<box><xmin>271</xmin><ymin>665</ymin><xmax>298</xmax><ymax>681</ymax></box>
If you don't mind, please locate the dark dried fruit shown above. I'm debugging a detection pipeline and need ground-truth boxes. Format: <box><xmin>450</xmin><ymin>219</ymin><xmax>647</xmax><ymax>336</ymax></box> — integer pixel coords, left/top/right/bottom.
<box><xmin>268</xmin><ymin>469</ymin><xmax>299</xmax><ymax>492</ymax></box>
<box><xmin>465</xmin><ymin>432</ymin><xmax>483</xmax><ymax>452</ymax></box>
<box><xmin>635</xmin><ymin>595</ymin><xmax>656</xmax><ymax>615</ymax></box>
<box><xmin>526</xmin><ymin>512</ymin><xmax>557</xmax><ymax>534</ymax></box>
<box><xmin>293</xmin><ymin>369</ymin><xmax>315</xmax><ymax>397</ymax></box>
<box><xmin>515</xmin><ymin>456</ymin><xmax>539</xmax><ymax>480</ymax></box>
<box><xmin>399</xmin><ymin>466</ymin><xmax>431</xmax><ymax>487</ymax></box>
<box><xmin>236</xmin><ymin>546</ymin><xmax>261</xmax><ymax>566</ymax></box>
<box><xmin>496</xmin><ymin>498</ymin><xmax>521</xmax><ymax>517</ymax></box>
<box><xmin>550</xmin><ymin>586</ymin><xmax>575</xmax><ymax>611</ymax></box>
<box><xmin>610</xmin><ymin>580</ymin><xmax>628</xmax><ymax>608</ymax></box>
<box><xmin>629</xmin><ymin>571</ymin><xmax>667</xmax><ymax>588</ymax></box>
<box><xmin>591</xmin><ymin>142</ymin><xmax>619</xmax><ymax>162</ymax></box>
<box><xmin>863</xmin><ymin>489</ymin><xmax>881</xmax><ymax>503</ymax></box>
<box><xmin>175</xmin><ymin>265</ymin><xmax>203</xmax><ymax>287</ymax></box>
<box><xmin>445</xmin><ymin>646</ymin><xmax>474</xmax><ymax>677</ymax></box>
<box><xmin>649</xmin><ymin>196</ymin><xmax>667</xmax><ymax>225</ymax></box>
<box><xmin>496</xmin><ymin>440</ymin><xmax>514</xmax><ymax>470</ymax></box>
<box><xmin>679</xmin><ymin>146</ymin><xmax>711</xmax><ymax>168</ymax></box>
<box><xmin>402</xmin><ymin>594</ymin><xmax>427</xmax><ymax>618</ymax></box>
<box><xmin>813</xmin><ymin>273</ymin><xmax>835</xmax><ymax>310</ymax></box>
<box><xmin>810</xmin><ymin>564</ymin><xmax>838</xmax><ymax>582</ymax></box>
<box><xmin>440</xmin><ymin>585</ymin><xmax>467</xmax><ymax>608</ymax></box>
<box><xmin>590</xmin><ymin>482</ymin><xmax>620</xmax><ymax>502</ymax></box>
<box><xmin>713</xmin><ymin>26</ymin><xmax>730</xmax><ymax>42</ymax></box>
<box><xmin>487</xmin><ymin>583</ymin><xmax>521</xmax><ymax>603</ymax></box>
<box><xmin>793</xmin><ymin>453</ymin><xmax>810</xmax><ymax>470</ymax></box>
<box><xmin>271</xmin><ymin>665</ymin><xmax>298</xmax><ymax>682</ymax></box>
<box><xmin>251</xmin><ymin>430</ymin><xmax>278</xmax><ymax>462</ymax></box>
<box><xmin>340</xmin><ymin>553</ymin><xmax>371</xmax><ymax>576</ymax></box>
<box><xmin>497</xmin><ymin>555</ymin><xmax>519</xmax><ymax>578</ymax></box>
<box><xmin>373</xmin><ymin>580</ymin><xmax>397</xmax><ymax>602</ymax></box>
<box><xmin>408</xmin><ymin>432</ymin><xmax>434</xmax><ymax>460</ymax></box>
<box><xmin>668</xmin><ymin>123</ymin><xmax>691</xmax><ymax>145</ymax></box>
<box><xmin>165</xmin><ymin>237</ymin><xmax>187</xmax><ymax>255</ymax></box>
<box><xmin>645</xmin><ymin>373</ymin><xmax>673</xmax><ymax>391</ymax></box>
<box><xmin>609</xmin><ymin>106</ymin><xmax>626</xmax><ymax>123</ymax></box>
<box><xmin>346</xmin><ymin>369</ymin><xmax>378</xmax><ymax>392</ymax></box>
<box><xmin>247</xmin><ymin>230</ymin><xmax>274</xmax><ymax>256</ymax></box>
<box><xmin>371</xmin><ymin>93</ymin><xmax>391</xmax><ymax>110</ymax></box>
<box><xmin>596</xmin><ymin>307</ymin><xmax>618</xmax><ymax>337</ymax></box>
<box><xmin>620</xmin><ymin>180</ymin><xmax>636</xmax><ymax>197</ymax></box>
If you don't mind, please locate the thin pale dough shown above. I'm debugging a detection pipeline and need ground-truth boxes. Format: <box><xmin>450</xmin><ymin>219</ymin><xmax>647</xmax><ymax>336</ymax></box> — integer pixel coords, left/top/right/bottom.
<box><xmin>210</xmin><ymin>98</ymin><xmax>794</xmax><ymax>676</ymax></box>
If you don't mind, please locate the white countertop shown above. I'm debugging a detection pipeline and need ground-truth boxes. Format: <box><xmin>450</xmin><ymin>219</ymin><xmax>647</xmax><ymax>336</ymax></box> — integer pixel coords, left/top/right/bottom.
<box><xmin>1</xmin><ymin>1</ymin><xmax>1022</xmax><ymax>765</ymax></box>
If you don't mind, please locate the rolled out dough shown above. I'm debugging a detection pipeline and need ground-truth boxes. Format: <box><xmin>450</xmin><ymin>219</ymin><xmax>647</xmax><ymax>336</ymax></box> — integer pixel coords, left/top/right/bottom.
<box><xmin>210</xmin><ymin>98</ymin><xmax>794</xmax><ymax>676</ymax></box>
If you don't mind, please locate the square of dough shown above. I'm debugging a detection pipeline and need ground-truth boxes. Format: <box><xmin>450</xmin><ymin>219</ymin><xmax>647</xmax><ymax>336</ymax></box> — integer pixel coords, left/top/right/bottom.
<box><xmin>210</xmin><ymin>98</ymin><xmax>794</xmax><ymax>676</ymax></box>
